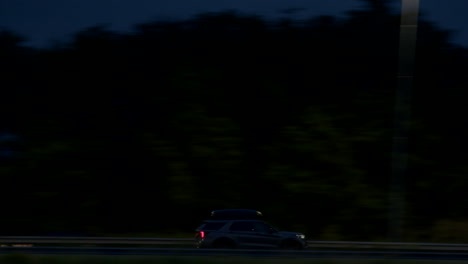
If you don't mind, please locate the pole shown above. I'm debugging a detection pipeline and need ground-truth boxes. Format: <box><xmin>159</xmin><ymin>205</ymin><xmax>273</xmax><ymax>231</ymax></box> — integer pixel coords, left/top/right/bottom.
<box><xmin>388</xmin><ymin>0</ymin><xmax>419</xmax><ymax>242</ymax></box>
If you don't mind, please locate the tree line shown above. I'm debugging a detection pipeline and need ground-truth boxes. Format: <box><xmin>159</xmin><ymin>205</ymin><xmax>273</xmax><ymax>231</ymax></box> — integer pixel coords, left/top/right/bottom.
<box><xmin>1</xmin><ymin>0</ymin><xmax>468</xmax><ymax>242</ymax></box>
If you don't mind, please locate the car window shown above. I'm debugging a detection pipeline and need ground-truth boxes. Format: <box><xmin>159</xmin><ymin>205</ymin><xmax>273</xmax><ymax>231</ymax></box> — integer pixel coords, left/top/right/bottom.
<box><xmin>199</xmin><ymin>222</ymin><xmax>227</xmax><ymax>230</ymax></box>
<box><xmin>253</xmin><ymin>222</ymin><xmax>273</xmax><ymax>233</ymax></box>
<box><xmin>229</xmin><ymin>221</ymin><xmax>255</xmax><ymax>232</ymax></box>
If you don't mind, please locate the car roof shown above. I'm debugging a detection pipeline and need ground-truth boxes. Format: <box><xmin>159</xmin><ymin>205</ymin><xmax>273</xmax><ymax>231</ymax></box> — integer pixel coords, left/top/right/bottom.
<box><xmin>203</xmin><ymin>219</ymin><xmax>264</xmax><ymax>222</ymax></box>
<box><xmin>210</xmin><ymin>209</ymin><xmax>263</xmax><ymax>220</ymax></box>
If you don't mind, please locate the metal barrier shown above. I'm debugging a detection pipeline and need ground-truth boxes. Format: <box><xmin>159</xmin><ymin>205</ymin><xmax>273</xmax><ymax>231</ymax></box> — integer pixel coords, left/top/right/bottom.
<box><xmin>2</xmin><ymin>237</ymin><xmax>468</xmax><ymax>260</ymax></box>
<box><xmin>1</xmin><ymin>237</ymin><xmax>468</xmax><ymax>251</ymax></box>
<box><xmin>0</xmin><ymin>236</ymin><xmax>192</xmax><ymax>246</ymax></box>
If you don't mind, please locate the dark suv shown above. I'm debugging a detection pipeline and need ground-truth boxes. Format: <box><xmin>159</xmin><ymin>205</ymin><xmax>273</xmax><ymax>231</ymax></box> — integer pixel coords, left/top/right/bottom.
<box><xmin>195</xmin><ymin>209</ymin><xmax>307</xmax><ymax>250</ymax></box>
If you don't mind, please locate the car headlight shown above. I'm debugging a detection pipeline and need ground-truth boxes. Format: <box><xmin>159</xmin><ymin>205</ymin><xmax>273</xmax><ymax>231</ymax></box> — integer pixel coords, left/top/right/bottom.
<box><xmin>296</xmin><ymin>234</ymin><xmax>305</xmax><ymax>239</ymax></box>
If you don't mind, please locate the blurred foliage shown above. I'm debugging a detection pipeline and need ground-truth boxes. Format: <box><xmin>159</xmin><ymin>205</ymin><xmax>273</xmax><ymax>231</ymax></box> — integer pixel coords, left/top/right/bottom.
<box><xmin>1</xmin><ymin>0</ymin><xmax>468</xmax><ymax>242</ymax></box>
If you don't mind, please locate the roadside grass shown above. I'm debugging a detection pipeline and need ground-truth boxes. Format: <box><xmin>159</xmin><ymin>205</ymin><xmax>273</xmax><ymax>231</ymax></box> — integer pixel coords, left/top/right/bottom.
<box><xmin>0</xmin><ymin>254</ymin><xmax>467</xmax><ymax>264</ymax></box>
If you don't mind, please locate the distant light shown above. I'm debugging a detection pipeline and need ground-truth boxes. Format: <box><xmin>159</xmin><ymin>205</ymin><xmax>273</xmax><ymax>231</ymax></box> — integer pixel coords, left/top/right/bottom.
<box><xmin>200</xmin><ymin>231</ymin><xmax>205</xmax><ymax>238</ymax></box>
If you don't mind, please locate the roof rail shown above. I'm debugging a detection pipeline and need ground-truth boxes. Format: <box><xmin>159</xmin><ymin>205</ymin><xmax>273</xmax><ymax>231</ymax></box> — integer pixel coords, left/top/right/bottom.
<box><xmin>210</xmin><ymin>209</ymin><xmax>263</xmax><ymax>220</ymax></box>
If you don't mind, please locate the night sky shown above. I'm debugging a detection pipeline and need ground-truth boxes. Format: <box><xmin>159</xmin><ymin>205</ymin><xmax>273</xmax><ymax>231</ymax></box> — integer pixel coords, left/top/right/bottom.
<box><xmin>1</xmin><ymin>0</ymin><xmax>467</xmax><ymax>48</ymax></box>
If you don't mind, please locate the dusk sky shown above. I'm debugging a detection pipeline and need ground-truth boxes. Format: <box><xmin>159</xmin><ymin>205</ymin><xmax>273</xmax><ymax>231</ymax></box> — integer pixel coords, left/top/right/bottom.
<box><xmin>0</xmin><ymin>0</ymin><xmax>467</xmax><ymax>48</ymax></box>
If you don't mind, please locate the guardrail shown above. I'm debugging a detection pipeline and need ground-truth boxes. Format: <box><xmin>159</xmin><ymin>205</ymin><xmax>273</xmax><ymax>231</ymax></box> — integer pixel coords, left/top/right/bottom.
<box><xmin>0</xmin><ymin>237</ymin><xmax>192</xmax><ymax>246</ymax></box>
<box><xmin>2</xmin><ymin>237</ymin><xmax>468</xmax><ymax>251</ymax></box>
<box><xmin>306</xmin><ymin>241</ymin><xmax>468</xmax><ymax>251</ymax></box>
<box><xmin>3</xmin><ymin>238</ymin><xmax>468</xmax><ymax>260</ymax></box>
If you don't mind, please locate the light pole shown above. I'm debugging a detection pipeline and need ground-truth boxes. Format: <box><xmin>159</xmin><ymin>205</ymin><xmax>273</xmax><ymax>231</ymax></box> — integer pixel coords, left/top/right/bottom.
<box><xmin>388</xmin><ymin>0</ymin><xmax>420</xmax><ymax>242</ymax></box>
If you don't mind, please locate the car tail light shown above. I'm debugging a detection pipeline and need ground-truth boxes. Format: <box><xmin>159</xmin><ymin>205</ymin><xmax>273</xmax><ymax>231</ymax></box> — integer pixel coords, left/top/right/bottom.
<box><xmin>200</xmin><ymin>231</ymin><xmax>205</xmax><ymax>238</ymax></box>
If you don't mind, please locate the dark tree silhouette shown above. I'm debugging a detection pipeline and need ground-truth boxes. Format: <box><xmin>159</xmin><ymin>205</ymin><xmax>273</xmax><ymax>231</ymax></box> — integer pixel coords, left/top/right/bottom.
<box><xmin>1</xmin><ymin>1</ymin><xmax>467</xmax><ymax>242</ymax></box>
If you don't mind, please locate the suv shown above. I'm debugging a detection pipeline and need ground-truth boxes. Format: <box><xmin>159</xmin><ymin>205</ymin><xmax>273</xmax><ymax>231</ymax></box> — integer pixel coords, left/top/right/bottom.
<box><xmin>195</xmin><ymin>209</ymin><xmax>307</xmax><ymax>250</ymax></box>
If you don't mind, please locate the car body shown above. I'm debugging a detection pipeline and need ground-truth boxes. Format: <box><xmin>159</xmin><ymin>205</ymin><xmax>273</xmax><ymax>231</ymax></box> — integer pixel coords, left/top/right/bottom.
<box><xmin>195</xmin><ymin>209</ymin><xmax>307</xmax><ymax>249</ymax></box>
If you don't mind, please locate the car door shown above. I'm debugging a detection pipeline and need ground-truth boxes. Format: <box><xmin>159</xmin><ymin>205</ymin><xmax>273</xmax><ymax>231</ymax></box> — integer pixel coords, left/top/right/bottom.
<box><xmin>228</xmin><ymin>221</ymin><xmax>258</xmax><ymax>248</ymax></box>
<box><xmin>251</xmin><ymin>221</ymin><xmax>282</xmax><ymax>248</ymax></box>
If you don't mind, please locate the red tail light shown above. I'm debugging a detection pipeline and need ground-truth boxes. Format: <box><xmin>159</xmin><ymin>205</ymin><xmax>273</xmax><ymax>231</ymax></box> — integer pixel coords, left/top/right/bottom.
<box><xmin>200</xmin><ymin>231</ymin><xmax>205</xmax><ymax>238</ymax></box>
